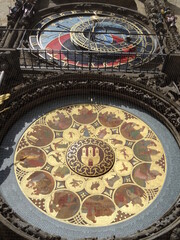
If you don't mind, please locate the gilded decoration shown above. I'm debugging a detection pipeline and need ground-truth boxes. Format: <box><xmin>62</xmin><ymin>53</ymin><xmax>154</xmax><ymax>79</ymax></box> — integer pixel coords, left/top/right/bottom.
<box><xmin>14</xmin><ymin>104</ymin><xmax>166</xmax><ymax>226</ymax></box>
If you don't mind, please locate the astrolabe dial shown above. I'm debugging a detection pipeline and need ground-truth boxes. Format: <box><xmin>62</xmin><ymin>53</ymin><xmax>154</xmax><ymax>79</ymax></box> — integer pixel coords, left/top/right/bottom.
<box><xmin>70</xmin><ymin>16</ymin><xmax>140</xmax><ymax>52</ymax></box>
<box><xmin>14</xmin><ymin>104</ymin><xmax>166</xmax><ymax>226</ymax></box>
<box><xmin>29</xmin><ymin>9</ymin><xmax>158</xmax><ymax>69</ymax></box>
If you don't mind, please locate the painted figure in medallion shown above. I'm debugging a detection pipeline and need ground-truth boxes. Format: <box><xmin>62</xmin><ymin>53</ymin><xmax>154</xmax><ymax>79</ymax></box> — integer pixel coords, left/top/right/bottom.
<box><xmin>73</xmin><ymin>106</ymin><xmax>97</xmax><ymax>124</ymax></box>
<box><xmin>105</xmin><ymin>174</ymin><xmax>121</xmax><ymax>188</ymax></box>
<box><xmin>49</xmin><ymin>191</ymin><xmax>80</xmax><ymax>219</ymax></box>
<box><xmin>121</xmin><ymin>122</ymin><xmax>145</xmax><ymax>140</ymax></box>
<box><xmin>134</xmin><ymin>140</ymin><xmax>161</xmax><ymax>161</ymax></box>
<box><xmin>16</xmin><ymin>147</ymin><xmax>46</xmax><ymax>168</ymax></box>
<box><xmin>46</xmin><ymin>111</ymin><xmax>72</xmax><ymax>130</ymax></box>
<box><xmin>80</xmin><ymin>125</ymin><xmax>94</xmax><ymax>137</ymax></box>
<box><xmin>52</xmin><ymin>140</ymin><xmax>68</xmax><ymax>150</ymax></box>
<box><xmin>27</xmin><ymin>125</ymin><xmax>53</xmax><ymax>146</ymax></box>
<box><xmin>114</xmin><ymin>185</ymin><xmax>145</xmax><ymax>208</ymax></box>
<box><xmin>110</xmin><ymin>138</ymin><xmax>123</xmax><ymax>145</ymax></box>
<box><xmin>53</xmin><ymin>166</ymin><xmax>70</xmax><ymax>179</ymax></box>
<box><xmin>91</xmin><ymin>181</ymin><xmax>100</xmax><ymax>190</ymax></box>
<box><xmin>26</xmin><ymin>171</ymin><xmax>54</xmax><ymax>195</ymax></box>
<box><xmin>132</xmin><ymin>163</ymin><xmax>162</xmax><ymax>187</ymax></box>
<box><xmin>99</xmin><ymin>111</ymin><xmax>123</xmax><ymax>127</ymax></box>
<box><xmin>82</xmin><ymin>195</ymin><xmax>115</xmax><ymax>223</ymax></box>
<box><xmin>97</xmin><ymin>128</ymin><xmax>108</xmax><ymax>139</ymax></box>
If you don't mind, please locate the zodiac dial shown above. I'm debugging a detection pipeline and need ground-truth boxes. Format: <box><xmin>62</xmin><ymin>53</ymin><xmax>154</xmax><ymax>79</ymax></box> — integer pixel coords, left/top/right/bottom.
<box><xmin>29</xmin><ymin>9</ymin><xmax>157</xmax><ymax>69</ymax></box>
<box><xmin>14</xmin><ymin>104</ymin><xmax>166</xmax><ymax>226</ymax></box>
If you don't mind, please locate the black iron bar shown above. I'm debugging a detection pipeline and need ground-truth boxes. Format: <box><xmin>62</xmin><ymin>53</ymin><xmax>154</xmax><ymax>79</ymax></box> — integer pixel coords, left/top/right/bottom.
<box><xmin>59</xmin><ymin>50</ymin><xmax>62</xmax><ymax>70</ymax></box>
<box><xmin>74</xmin><ymin>51</ymin><xmax>77</xmax><ymax>71</ymax></box>
<box><xmin>44</xmin><ymin>49</ymin><xmax>48</xmax><ymax>69</ymax></box>
<box><xmin>22</xmin><ymin>49</ymin><xmax>27</xmax><ymax>69</ymax></box>
<box><xmin>132</xmin><ymin>51</ymin><xmax>137</xmax><ymax>74</ymax></box>
<box><xmin>1</xmin><ymin>27</ymin><xmax>157</xmax><ymax>36</ymax></box>
<box><xmin>14</xmin><ymin>47</ymin><xmax>164</xmax><ymax>75</ymax></box>
<box><xmin>37</xmin><ymin>49</ymin><xmax>41</xmax><ymax>69</ymax></box>
<box><xmin>67</xmin><ymin>50</ymin><xmax>69</xmax><ymax>70</ymax></box>
<box><xmin>104</xmin><ymin>52</ymin><xmax>107</xmax><ymax>72</ymax></box>
<box><xmin>97</xmin><ymin>51</ymin><xmax>100</xmax><ymax>70</ymax></box>
<box><xmin>81</xmin><ymin>50</ymin><xmax>83</xmax><ymax>71</ymax></box>
<box><xmin>52</xmin><ymin>50</ymin><xmax>55</xmax><ymax>70</ymax></box>
<box><xmin>0</xmin><ymin>26</ymin><xmax>10</xmax><ymax>48</ymax></box>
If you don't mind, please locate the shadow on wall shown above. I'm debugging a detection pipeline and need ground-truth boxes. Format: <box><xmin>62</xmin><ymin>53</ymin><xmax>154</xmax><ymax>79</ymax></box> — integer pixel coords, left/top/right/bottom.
<box><xmin>38</xmin><ymin>0</ymin><xmax>50</xmax><ymax>10</ymax></box>
<box><xmin>51</xmin><ymin>0</ymin><xmax>137</xmax><ymax>10</ymax></box>
<box><xmin>0</xmin><ymin>222</ymin><xmax>25</xmax><ymax>240</ymax></box>
<box><xmin>166</xmin><ymin>1</ymin><xmax>180</xmax><ymax>15</ymax></box>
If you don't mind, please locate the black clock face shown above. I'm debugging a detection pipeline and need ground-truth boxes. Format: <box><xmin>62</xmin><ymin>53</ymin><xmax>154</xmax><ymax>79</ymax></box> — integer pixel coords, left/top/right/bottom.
<box><xmin>29</xmin><ymin>10</ymin><xmax>158</xmax><ymax>69</ymax></box>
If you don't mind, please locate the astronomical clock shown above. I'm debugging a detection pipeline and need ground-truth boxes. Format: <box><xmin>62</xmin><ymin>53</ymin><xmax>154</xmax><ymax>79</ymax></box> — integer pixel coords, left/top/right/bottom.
<box><xmin>29</xmin><ymin>9</ymin><xmax>157</xmax><ymax>69</ymax></box>
<box><xmin>0</xmin><ymin>1</ymin><xmax>180</xmax><ymax>240</ymax></box>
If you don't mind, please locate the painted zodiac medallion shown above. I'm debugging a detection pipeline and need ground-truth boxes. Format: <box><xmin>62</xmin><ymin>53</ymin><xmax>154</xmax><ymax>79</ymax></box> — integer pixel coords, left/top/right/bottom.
<box><xmin>14</xmin><ymin>104</ymin><xmax>166</xmax><ymax>226</ymax></box>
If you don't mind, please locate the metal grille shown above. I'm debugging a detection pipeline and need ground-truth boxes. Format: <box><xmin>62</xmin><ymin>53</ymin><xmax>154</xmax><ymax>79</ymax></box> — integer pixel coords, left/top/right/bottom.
<box><xmin>17</xmin><ymin>48</ymin><xmax>165</xmax><ymax>74</ymax></box>
<box><xmin>0</xmin><ymin>26</ymin><xmax>166</xmax><ymax>74</ymax></box>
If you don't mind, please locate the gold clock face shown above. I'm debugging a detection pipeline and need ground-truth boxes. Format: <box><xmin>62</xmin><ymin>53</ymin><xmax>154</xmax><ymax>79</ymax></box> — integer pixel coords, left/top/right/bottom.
<box><xmin>70</xmin><ymin>16</ymin><xmax>144</xmax><ymax>52</ymax></box>
<box><xmin>14</xmin><ymin>104</ymin><xmax>166</xmax><ymax>226</ymax></box>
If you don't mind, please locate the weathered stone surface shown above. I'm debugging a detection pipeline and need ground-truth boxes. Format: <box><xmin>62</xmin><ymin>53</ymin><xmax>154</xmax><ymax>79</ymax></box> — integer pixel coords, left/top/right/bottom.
<box><xmin>50</xmin><ymin>0</ymin><xmax>137</xmax><ymax>10</ymax></box>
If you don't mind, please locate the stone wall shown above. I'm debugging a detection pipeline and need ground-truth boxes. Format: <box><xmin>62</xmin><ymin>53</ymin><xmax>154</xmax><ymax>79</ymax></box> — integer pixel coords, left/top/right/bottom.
<box><xmin>39</xmin><ymin>0</ymin><xmax>137</xmax><ymax>10</ymax></box>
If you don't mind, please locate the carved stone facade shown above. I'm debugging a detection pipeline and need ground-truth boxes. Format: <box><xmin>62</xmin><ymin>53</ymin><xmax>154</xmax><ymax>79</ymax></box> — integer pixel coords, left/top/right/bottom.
<box><xmin>0</xmin><ymin>0</ymin><xmax>180</xmax><ymax>240</ymax></box>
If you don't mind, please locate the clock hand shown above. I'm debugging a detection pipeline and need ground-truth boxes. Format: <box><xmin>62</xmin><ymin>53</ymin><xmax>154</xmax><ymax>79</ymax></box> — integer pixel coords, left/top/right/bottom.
<box><xmin>55</xmin><ymin>23</ymin><xmax>71</xmax><ymax>31</ymax></box>
<box><xmin>88</xmin><ymin>18</ymin><xmax>97</xmax><ymax>49</ymax></box>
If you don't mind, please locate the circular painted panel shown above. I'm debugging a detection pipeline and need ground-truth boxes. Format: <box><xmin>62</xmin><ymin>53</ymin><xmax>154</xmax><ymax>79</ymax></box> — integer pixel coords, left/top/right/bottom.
<box><xmin>14</xmin><ymin>104</ymin><xmax>166</xmax><ymax>226</ymax></box>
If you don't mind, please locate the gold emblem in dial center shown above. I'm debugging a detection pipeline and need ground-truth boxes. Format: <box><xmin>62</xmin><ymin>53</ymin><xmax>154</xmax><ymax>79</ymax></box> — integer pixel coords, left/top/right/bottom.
<box><xmin>66</xmin><ymin>138</ymin><xmax>115</xmax><ymax>177</ymax></box>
